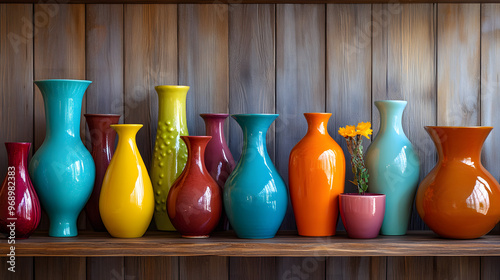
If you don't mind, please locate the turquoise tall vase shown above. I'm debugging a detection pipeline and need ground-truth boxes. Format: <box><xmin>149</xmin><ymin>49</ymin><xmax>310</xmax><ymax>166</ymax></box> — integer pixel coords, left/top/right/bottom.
<box><xmin>365</xmin><ymin>100</ymin><xmax>420</xmax><ymax>235</ymax></box>
<box><xmin>224</xmin><ymin>114</ymin><xmax>288</xmax><ymax>239</ymax></box>
<box><xmin>29</xmin><ymin>79</ymin><xmax>95</xmax><ymax>237</ymax></box>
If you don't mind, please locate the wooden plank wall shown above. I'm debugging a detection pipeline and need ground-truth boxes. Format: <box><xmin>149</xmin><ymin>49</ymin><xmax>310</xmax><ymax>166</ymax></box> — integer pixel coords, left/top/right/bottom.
<box><xmin>1</xmin><ymin>2</ymin><xmax>500</xmax><ymax>280</ymax></box>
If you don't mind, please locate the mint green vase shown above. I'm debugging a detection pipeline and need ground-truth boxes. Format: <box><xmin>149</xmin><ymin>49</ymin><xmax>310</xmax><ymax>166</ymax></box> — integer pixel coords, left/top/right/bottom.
<box><xmin>365</xmin><ymin>100</ymin><xmax>420</xmax><ymax>235</ymax></box>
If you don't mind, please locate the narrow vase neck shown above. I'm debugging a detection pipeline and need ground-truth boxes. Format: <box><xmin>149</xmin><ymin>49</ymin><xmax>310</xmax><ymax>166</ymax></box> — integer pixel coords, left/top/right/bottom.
<box><xmin>6</xmin><ymin>143</ymin><xmax>30</xmax><ymax>169</ymax></box>
<box><xmin>202</xmin><ymin>115</ymin><xmax>227</xmax><ymax>145</ymax></box>
<box><xmin>233</xmin><ymin>115</ymin><xmax>277</xmax><ymax>160</ymax></box>
<box><xmin>86</xmin><ymin>115</ymin><xmax>120</xmax><ymax>152</ymax></box>
<box><xmin>112</xmin><ymin>125</ymin><xmax>141</xmax><ymax>153</ymax></box>
<box><xmin>156</xmin><ymin>87</ymin><xmax>188</xmax><ymax>131</ymax></box>
<box><xmin>376</xmin><ymin>101</ymin><xmax>406</xmax><ymax>135</ymax></box>
<box><xmin>183</xmin><ymin>136</ymin><xmax>210</xmax><ymax>173</ymax></box>
<box><xmin>305</xmin><ymin>113</ymin><xmax>331</xmax><ymax>137</ymax></box>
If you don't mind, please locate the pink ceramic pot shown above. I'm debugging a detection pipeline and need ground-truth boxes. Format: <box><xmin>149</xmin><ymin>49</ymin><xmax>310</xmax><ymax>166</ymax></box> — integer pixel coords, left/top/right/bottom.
<box><xmin>339</xmin><ymin>193</ymin><xmax>386</xmax><ymax>239</ymax></box>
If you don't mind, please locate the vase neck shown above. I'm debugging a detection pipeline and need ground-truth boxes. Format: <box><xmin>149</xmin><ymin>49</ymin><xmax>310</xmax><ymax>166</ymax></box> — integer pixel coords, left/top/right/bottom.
<box><xmin>112</xmin><ymin>125</ymin><xmax>141</xmax><ymax>153</ymax></box>
<box><xmin>304</xmin><ymin>113</ymin><xmax>331</xmax><ymax>136</ymax></box>
<box><xmin>202</xmin><ymin>114</ymin><xmax>228</xmax><ymax>145</ymax></box>
<box><xmin>85</xmin><ymin>115</ymin><xmax>120</xmax><ymax>152</ymax></box>
<box><xmin>156</xmin><ymin>86</ymin><xmax>188</xmax><ymax>131</ymax></box>
<box><xmin>182</xmin><ymin>136</ymin><xmax>211</xmax><ymax>173</ymax></box>
<box><xmin>5</xmin><ymin>142</ymin><xmax>30</xmax><ymax>169</ymax></box>
<box><xmin>376</xmin><ymin>101</ymin><xmax>406</xmax><ymax>135</ymax></box>
<box><xmin>426</xmin><ymin>126</ymin><xmax>491</xmax><ymax>162</ymax></box>
<box><xmin>233</xmin><ymin>114</ymin><xmax>277</xmax><ymax>160</ymax></box>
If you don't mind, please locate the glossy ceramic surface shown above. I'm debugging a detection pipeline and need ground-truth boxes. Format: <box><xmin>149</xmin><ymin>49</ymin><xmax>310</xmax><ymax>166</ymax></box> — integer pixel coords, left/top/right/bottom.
<box><xmin>151</xmin><ymin>85</ymin><xmax>189</xmax><ymax>231</ymax></box>
<box><xmin>416</xmin><ymin>126</ymin><xmax>500</xmax><ymax>239</ymax></box>
<box><xmin>224</xmin><ymin>114</ymin><xmax>288</xmax><ymax>239</ymax></box>
<box><xmin>339</xmin><ymin>193</ymin><xmax>386</xmax><ymax>239</ymax></box>
<box><xmin>200</xmin><ymin>113</ymin><xmax>235</xmax><ymax>231</ymax></box>
<box><xmin>365</xmin><ymin>100</ymin><xmax>420</xmax><ymax>235</ymax></box>
<box><xmin>29</xmin><ymin>79</ymin><xmax>95</xmax><ymax>237</ymax></box>
<box><xmin>0</xmin><ymin>143</ymin><xmax>41</xmax><ymax>239</ymax></box>
<box><xmin>84</xmin><ymin>114</ymin><xmax>120</xmax><ymax>231</ymax></box>
<box><xmin>289</xmin><ymin>113</ymin><xmax>345</xmax><ymax>236</ymax></box>
<box><xmin>100</xmin><ymin>124</ymin><xmax>154</xmax><ymax>238</ymax></box>
<box><xmin>167</xmin><ymin>136</ymin><xmax>222</xmax><ymax>238</ymax></box>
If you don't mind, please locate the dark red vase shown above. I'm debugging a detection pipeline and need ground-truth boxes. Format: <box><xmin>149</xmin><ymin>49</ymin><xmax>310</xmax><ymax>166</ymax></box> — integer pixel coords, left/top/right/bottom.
<box><xmin>84</xmin><ymin>114</ymin><xmax>120</xmax><ymax>231</ymax></box>
<box><xmin>167</xmin><ymin>136</ymin><xmax>222</xmax><ymax>238</ymax></box>
<box><xmin>0</xmin><ymin>142</ymin><xmax>41</xmax><ymax>239</ymax></box>
<box><xmin>200</xmin><ymin>113</ymin><xmax>235</xmax><ymax>230</ymax></box>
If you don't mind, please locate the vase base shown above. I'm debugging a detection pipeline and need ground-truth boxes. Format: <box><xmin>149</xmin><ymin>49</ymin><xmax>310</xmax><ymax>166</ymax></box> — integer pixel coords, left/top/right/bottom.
<box><xmin>182</xmin><ymin>235</ymin><xmax>209</xmax><ymax>239</ymax></box>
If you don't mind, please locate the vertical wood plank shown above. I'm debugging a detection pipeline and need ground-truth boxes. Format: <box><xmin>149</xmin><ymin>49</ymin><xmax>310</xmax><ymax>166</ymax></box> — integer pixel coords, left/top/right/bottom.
<box><xmin>0</xmin><ymin>257</ymin><xmax>33</xmax><ymax>279</ymax></box>
<box><xmin>326</xmin><ymin>4</ymin><xmax>371</xmax><ymax>194</ymax></box>
<box><xmin>276</xmin><ymin>3</ymin><xmax>326</xmax><ymax>231</ymax></box>
<box><xmin>35</xmin><ymin>257</ymin><xmax>86</xmax><ymax>280</ymax></box>
<box><xmin>33</xmin><ymin>3</ymin><xmax>86</xmax><ymax>231</ymax></box>
<box><xmin>387</xmin><ymin>257</ymin><xmax>433</xmax><ymax>280</ymax></box>
<box><xmin>372</xmin><ymin>3</ymin><xmax>437</xmax><ymax>230</ymax></box>
<box><xmin>180</xmin><ymin>256</ymin><xmax>228</xmax><ymax>280</ymax></box>
<box><xmin>437</xmin><ymin>4</ymin><xmax>480</xmax><ymax>126</ymax></box>
<box><xmin>435</xmin><ymin>257</ymin><xmax>480</xmax><ymax>280</ymax></box>
<box><xmin>86</xmin><ymin>4</ymin><xmax>124</xmax><ymax>117</ymax></box>
<box><xmin>279</xmin><ymin>257</ymin><xmax>325</xmax><ymax>280</ymax></box>
<box><xmin>124</xmin><ymin>256</ymin><xmax>178</xmax><ymax>280</ymax></box>
<box><xmin>481</xmin><ymin>3</ymin><xmax>500</xmax><ymax>233</ymax></box>
<box><xmin>328</xmin><ymin>257</ymin><xmax>386</xmax><ymax>280</ymax></box>
<box><xmin>229</xmin><ymin>257</ymin><xmax>275</xmax><ymax>280</ymax></box>
<box><xmin>124</xmin><ymin>4</ymin><xmax>178</xmax><ymax>172</ymax></box>
<box><xmin>87</xmin><ymin>257</ymin><xmax>124</xmax><ymax>280</ymax></box>
<box><xmin>481</xmin><ymin>257</ymin><xmax>500</xmax><ymax>280</ymax></box>
<box><xmin>179</xmin><ymin>4</ymin><xmax>229</xmax><ymax>137</ymax></box>
<box><xmin>228</xmin><ymin>4</ymin><xmax>275</xmax><ymax>161</ymax></box>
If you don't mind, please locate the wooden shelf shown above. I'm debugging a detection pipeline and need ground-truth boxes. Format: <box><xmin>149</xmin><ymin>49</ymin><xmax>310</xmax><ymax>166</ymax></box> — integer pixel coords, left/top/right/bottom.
<box><xmin>0</xmin><ymin>0</ymin><xmax>498</xmax><ymax>4</ymax></box>
<box><xmin>2</xmin><ymin>231</ymin><xmax>500</xmax><ymax>257</ymax></box>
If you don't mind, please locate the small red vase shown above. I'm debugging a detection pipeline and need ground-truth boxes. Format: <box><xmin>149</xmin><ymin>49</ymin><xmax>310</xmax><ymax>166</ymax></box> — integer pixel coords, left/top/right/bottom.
<box><xmin>167</xmin><ymin>136</ymin><xmax>222</xmax><ymax>238</ymax></box>
<box><xmin>0</xmin><ymin>142</ymin><xmax>41</xmax><ymax>239</ymax></box>
<box><xmin>200</xmin><ymin>113</ymin><xmax>235</xmax><ymax>231</ymax></box>
<box><xmin>339</xmin><ymin>193</ymin><xmax>386</xmax><ymax>239</ymax></box>
<box><xmin>84</xmin><ymin>114</ymin><xmax>120</xmax><ymax>231</ymax></box>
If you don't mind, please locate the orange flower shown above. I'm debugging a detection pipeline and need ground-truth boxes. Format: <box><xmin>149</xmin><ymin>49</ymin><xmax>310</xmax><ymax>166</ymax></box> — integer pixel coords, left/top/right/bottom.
<box><xmin>356</xmin><ymin>122</ymin><xmax>373</xmax><ymax>139</ymax></box>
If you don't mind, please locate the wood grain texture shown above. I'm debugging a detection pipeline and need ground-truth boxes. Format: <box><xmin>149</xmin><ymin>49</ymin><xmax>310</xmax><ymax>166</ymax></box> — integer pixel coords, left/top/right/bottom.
<box><xmin>0</xmin><ymin>3</ymin><xmax>33</xmax><ymax>181</ymax></box>
<box><xmin>481</xmin><ymin>4</ymin><xmax>500</xmax><ymax>234</ymax></box>
<box><xmin>125</xmin><ymin>256</ymin><xmax>178</xmax><ymax>280</ymax></box>
<box><xmin>372</xmin><ymin>4</ymin><xmax>436</xmax><ymax>230</ymax></box>
<box><xmin>435</xmin><ymin>257</ymin><xmax>480</xmax><ymax>280</ymax></box>
<box><xmin>33</xmin><ymin>3</ymin><xmax>86</xmax><ymax>231</ymax></box>
<box><xmin>278</xmin><ymin>257</ymin><xmax>325</xmax><ymax>280</ymax></box>
<box><xmin>0</xmin><ymin>256</ymin><xmax>33</xmax><ymax>279</ymax></box>
<box><xmin>276</xmin><ymin>4</ymin><xmax>326</xmax><ymax>230</ymax></box>
<box><xmin>229</xmin><ymin>257</ymin><xmax>276</xmax><ymax>280</ymax></box>
<box><xmin>481</xmin><ymin>256</ymin><xmax>500</xmax><ymax>280</ymax></box>
<box><xmin>387</xmin><ymin>256</ymin><xmax>433</xmax><ymax>280</ymax></box>
<box><xmin>179</xmin><ymin>4</ymin><xmax>229</xmax><ymax>137</ymax></box>
<box><xmin>35</xmin><ymin>257</ymin><xmax>86</xmax><ymax>280</ymax></box>
<box><xmin>327</xmin><ymin>257</ymin><xmax>386</xmax><ymax>280</ymax></box>
<box><xmin>87</xmin><ymin>257</ymin><xmax>124</xmax><ymax>280</ymax></box>
<box><xmin>437</xmin><ymin>3</ymin><xmax>480</xmax><ymax>126</ymax></box>
<box><xmin>180</xmin><ymin>256</ymin><xmax>228</xmax><ymax>280</ymax></box>
<box><xmin>326</xmin><ymin>4</ymin><xmax>371</xmax><ymax>196</ymax></box>
<box><xmin>228</xmin><ymin>4</ymin><xmax>275</xmax><ymax>161</ymax></box>
<box><xmin>124</xmin><ymin>4</ymin><xmax>178</xmax><ymax>172</ymax></box>
<box><xmin>1</xmin><ymin>0</ymin><xmax>499</xmax><ymax>4</ymax></box>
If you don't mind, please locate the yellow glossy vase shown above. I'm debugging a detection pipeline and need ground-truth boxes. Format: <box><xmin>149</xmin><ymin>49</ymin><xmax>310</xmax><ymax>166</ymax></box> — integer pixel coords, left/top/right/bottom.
<box><xmin>100</xmin><ymin>124</ymin><xmax>154</xmax><ymax>238</ymax></box>
<box><xmin>151</xmin><ymin>86</ymin><xmax>189</xmax><ymax>231</ymax></box>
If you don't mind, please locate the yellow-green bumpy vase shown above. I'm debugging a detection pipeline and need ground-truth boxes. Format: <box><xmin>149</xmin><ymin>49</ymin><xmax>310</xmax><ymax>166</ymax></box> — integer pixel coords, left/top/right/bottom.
<box><xmin>100</xmin><ymin>124</ymin><xmax>154</xmax><ymax>238</ymax></box>
<box><xmin>151</xmin><ymin>86</ymin><xmax>189</xmax><ymax>231</ymax></box>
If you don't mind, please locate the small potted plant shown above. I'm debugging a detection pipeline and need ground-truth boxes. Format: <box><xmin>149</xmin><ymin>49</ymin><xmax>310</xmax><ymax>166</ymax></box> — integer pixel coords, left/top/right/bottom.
<box><xmin>338</xmin><ymin>122</ymin><xmax>385</xmax><ymax>239</ymax></box>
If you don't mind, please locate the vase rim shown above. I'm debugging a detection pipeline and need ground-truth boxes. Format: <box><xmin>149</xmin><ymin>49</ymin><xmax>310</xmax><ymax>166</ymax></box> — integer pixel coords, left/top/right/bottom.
<box><xmin>231</xmin><ymin>113</ymin><xmax>279</xmax><ymax>117</ymax></box>
<box><xmin>303</xmin><ymin>112</ymin><xmax>332</xmax><ymax>115</ymax></box>
<box><xmin>425</xmin><ymin>125</ymin><xmax>493</xmax><ymax>130</ymax></box>
<box><xmin>181</xmin><ymin>135</ymin><xmax>212</xmax><ymax>140</ymax></box>
<box><xmin>34</xmin><ymin>79</ymin><xmax>92</xmax><ymax>84</ymax></box>
<box><xmin>84</xmin><ymin>113</ymin><xmax>121</xmax><ymax>118</ymax></box>
<box><xmin>5</xmin><ymin>142</ymin><xmax>31</xmax><ymax>145</ymax></box>
<box><xmin>340</xmin><ymin>193</ymin><xmax>386</xmax><ymax>197</ymax></box>
<box><xmin>200</xmin><ymin>113</ymin><xmax>229</xmax><ymax>118</ymax></box>
<box><xmin>154</xmin><ymin>85</ymin><xmax>189</xmax><ymax>89</ymax></box>
<box><xmin>110</xmin><ymin>124</ymin><xmax>143</xmax><ymax>128</ymax></box>
<box><xmin>374</xmin><ymin>100</ymin><xmax>407</xmax><ymax>104</ymax></box>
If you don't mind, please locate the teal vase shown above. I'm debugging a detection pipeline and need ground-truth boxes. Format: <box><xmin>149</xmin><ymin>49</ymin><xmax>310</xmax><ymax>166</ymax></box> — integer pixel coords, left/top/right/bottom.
<box><xmin>365</xmin><ymin>100</ymin><xmax>420</xmax><ymax>235</ymax></box>
<box><xmin>224</xmin><ymin>114</ymin><xmax>288</xmax><ymax>239</ymax></box>
<box><xmin>29</xmin><ymin>79</ymin><xmax>95</xmax><ymax>237</ymax></box>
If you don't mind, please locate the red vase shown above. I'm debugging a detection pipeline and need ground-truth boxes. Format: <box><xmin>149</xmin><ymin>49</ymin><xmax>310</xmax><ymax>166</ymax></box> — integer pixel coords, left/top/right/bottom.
<box><xmin>200</xmin><ymin>113</ymin><xmax>235</xmax><ymax>230</ymax></box>
<box><xmin>0</xmin><ymin>142</ymin><xmax>41</xmax><ymax>239</ymax></box>
<box><xmin>167</xmin><ymin>136</ymin><xmax>222</xmax><ymax>238</ymax></box>
<box><xmin>84</xmin><ymin>114</ymin><xmax>120</xmax><ymax>231</ymax></box>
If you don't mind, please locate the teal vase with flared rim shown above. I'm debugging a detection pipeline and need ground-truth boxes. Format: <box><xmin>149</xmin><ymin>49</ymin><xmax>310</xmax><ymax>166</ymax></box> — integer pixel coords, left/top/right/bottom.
<box><xmin>365</xmin><ymin>100</ymin><xmax>420</xmax><ymax>235</ymax></box>
<box><xmin>29</xmin><ymin>79</ymin><xmax>95</xmax><ymax>237</ymax></box>
<box><xmin>223</xmin><ymin>114</ymin><xmax>288</xmax><ymax>239</ymax></box>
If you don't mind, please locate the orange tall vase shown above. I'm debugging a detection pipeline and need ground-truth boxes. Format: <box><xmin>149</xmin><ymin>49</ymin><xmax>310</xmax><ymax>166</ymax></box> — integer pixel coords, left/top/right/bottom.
<box><xmin>416</xmin><ymin>126</ymin><xmax>500</xmax><ymax>239</ymax></box>
<box><xmin>289</xmin><ymin>113</ymin><xmax>346</xmax><ymax>236</ymax></box>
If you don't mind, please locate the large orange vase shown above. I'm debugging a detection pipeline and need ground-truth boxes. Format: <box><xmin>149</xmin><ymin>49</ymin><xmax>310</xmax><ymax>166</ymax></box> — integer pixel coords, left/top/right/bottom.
<box><xmin>289</xmin><ymin>113</ymin><xmax>345</xmax><ymax>236</ymax></box>
<box><xmin>416</xmin><ymin>126</ymin><xmax>500</xmax><ymax>239</ymax></box>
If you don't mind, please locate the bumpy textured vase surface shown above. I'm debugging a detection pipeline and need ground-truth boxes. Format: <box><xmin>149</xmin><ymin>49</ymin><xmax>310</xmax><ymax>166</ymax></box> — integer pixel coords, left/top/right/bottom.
<box><xmin>167</xmin><ymin>136</ymin><xmax>222</xmax><ymax>238</ymax></box>
<box><xmin>151</xmin><ymin>85</ymin><xmax>189</xmax><ymax>231</ymax></box>
<box><xmin>416</xmin><ymin>126</ymin><xmax>500</xmax><ymax>239</ymax></box>
<box><xmin>0</xmin><ymin>143</ymin><xmax>41</xmax><ymax>239</ymax></box>
<box><xmin>84</xmin><ymin>114</ymin><xmax>120</xmax><ymax>231</ymax></box>
<box><xmin>224</xmin><ymin>114</ymin><xmax>288</xmax><ymax>239</ymax></box>
<box><xmin>339</xmin><ymin>193</ymin><xmax>386</xmax><ymax>239</ymax></box>
<box><xmin>200</xmin><ymin>113</ymin><xmax>235</xmax><ymax>231</ymax></box>
<box><xmin>365</xmin><ymin>100</ymin><xmax>420</xmax><ymax>235</ymax></box>
<box><xmin>29</xmin><ymin>79</ymin><xmax>95</xmax><ymax>237</ymax></box>
<box><xmin>100</xmin><ymin>124</ymin><xmax>154</xmax><ymax>238</ymax></box>
<box><xmin>289</xmin><ymin>113</ymin><xmax>346</xmax><ymax>236</ymax></box>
